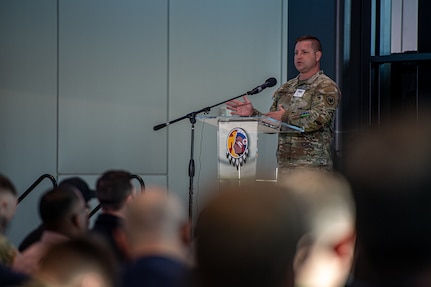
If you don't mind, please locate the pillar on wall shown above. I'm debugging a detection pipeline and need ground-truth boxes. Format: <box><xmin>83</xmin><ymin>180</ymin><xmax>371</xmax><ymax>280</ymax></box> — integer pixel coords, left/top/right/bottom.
<box><xmin>418</xmin><ymin>0</ymin><xmax>431</xmax><ymax>53</ymax></box>
<box><xmin>418</xmin><ymin>0</ymin><xmax>431</xmax><ymax>115</ymax></box>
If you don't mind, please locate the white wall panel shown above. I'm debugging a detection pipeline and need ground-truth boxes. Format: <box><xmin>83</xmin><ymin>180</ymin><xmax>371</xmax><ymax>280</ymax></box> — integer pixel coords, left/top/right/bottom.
<box><xmin>0</xmin><ymin>0</ymin><xmax>58</xmax><ymax>245</ymax></box>
<box><xmin>58</xmin><ymin>0</ymin><xmax>168</xmax><ymax>174</ymax></box>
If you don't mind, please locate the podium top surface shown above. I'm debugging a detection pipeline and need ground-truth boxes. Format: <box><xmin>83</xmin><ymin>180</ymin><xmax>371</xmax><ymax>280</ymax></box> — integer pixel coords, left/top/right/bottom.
<box><xmin>197</xmin><ymin>115</ymin><xmax>304</xmax><ymax>133</ymax></box>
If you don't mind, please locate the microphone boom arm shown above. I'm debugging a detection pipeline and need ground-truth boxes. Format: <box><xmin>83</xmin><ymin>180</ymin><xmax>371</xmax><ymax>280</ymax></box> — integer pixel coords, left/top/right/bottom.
<box><xmin>153</xmin><ymin>78</ymin><xmax>276</xmax><ymax>131</ymax></box>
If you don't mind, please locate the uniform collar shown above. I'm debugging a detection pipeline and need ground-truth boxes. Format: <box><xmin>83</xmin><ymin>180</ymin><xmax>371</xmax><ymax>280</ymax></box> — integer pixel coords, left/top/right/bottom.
<box><xmin>296</xmin><ymin>70</ymin><xmax>324</xmax><ymax>84</ymax></box>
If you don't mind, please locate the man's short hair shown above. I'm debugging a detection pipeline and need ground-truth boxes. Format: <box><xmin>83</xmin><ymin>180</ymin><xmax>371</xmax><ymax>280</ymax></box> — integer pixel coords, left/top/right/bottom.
<box><xmin>96</xmin><ymin>170</ymin><xmax>132</xmax><ymax>211</ymax></box>
<box><xmin>296</xmin><ymin>35</ymin><xmax>322</xmax><ymax>52</ymax></box>
<box><xmin>59</xmin><ymin>177</ymin><xmax>96</xmax><ymax>203</ymax></box>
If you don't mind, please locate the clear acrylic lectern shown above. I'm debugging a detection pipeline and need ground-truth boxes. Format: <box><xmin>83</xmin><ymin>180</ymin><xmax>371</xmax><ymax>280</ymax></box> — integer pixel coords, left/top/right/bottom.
<box><xmin>197</xmin><ymin>115</ymin><xmax>304</xmax><ymax>183</ymax></box>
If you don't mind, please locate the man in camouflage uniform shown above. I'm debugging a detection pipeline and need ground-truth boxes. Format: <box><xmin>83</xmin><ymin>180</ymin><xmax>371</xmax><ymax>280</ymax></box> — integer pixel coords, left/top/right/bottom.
<box><xmin>227</xmin><ymin>35</ymin><xmax>340</xmax><ymax>172</ymax></box>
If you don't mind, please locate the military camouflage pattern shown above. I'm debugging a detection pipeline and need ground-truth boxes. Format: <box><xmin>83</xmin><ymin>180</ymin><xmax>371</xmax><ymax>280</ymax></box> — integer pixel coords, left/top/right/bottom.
<box><xmin>0</xmin><ymin>234</ymin><xmax>18</xmax><ymax>266</ymax></box>
<box><xmin>256</xmin><ymin>71</ymin><xmax>340</xmax><ymax>170</ymax></box>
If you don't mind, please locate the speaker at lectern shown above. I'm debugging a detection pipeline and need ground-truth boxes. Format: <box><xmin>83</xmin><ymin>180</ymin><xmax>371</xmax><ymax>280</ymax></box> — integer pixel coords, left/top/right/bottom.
<box><xmin>197</xmin><ymin>115</ymin><xmax>304</xmax><ymax>184</ymax></box>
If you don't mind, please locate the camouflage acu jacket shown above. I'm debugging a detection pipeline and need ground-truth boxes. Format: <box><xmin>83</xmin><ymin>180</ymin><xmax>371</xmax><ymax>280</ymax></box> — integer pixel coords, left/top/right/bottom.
<box><xmin>258</xmin><ymin>71</ymin><xmax>341</xmax><ymax>170</ymax></box>
<box><xmin>0</xmin><ymin>234</ymin><xmax>18</xmax><ymax>267</ymax></box>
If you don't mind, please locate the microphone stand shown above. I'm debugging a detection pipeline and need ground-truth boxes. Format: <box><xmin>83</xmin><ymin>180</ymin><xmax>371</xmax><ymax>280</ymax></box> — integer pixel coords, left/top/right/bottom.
<box><xmin>153</xmin><ymin>85</ymin><xmax>266</xmax><ymax>236</ymax></box>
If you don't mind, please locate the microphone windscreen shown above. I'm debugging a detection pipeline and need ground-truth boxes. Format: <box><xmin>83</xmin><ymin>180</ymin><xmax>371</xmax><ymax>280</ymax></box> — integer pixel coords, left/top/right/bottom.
<box><xmin>266</xmin><ymin>78</ymin><xmax>277</xmax><ymax>88</ymax></box>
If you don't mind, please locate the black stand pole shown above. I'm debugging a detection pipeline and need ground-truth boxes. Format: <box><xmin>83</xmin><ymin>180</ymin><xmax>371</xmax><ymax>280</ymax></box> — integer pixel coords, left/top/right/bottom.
<box><xmin>187</xmin><ymin>113</ymin><xmax>196</xmax><ymax>225</ymax></box>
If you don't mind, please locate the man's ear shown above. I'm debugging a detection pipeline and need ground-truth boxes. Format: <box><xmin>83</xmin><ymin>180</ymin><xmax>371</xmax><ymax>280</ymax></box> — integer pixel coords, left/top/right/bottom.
<box><xmin>0</xmin><ymin>198</ymin><xmax>6</xmax><ymax>214</ymax></box>
<box><xmin>71</xmin><ymin>213</ymin><xmax>82</xmax><ymax>230</ymax></box>
<box><xmin>333</xmin><ymin>231</ymin><xmax>356</xmax><ymax>260</ymax></box>
<box><xmin>180</xmin><ymin>221</ymin><xmax>192</xmax><ymax>246</ymax></box>
<box><xmin>125</xmin><ymin>194</ymin><xmax>134</xmax><ymax>205</ymax></box>
<box><xmin>293</xmin><ymin>233</ymin><xmax>313</xmax><ymax>272</ymax></box>
<box><xmin>315</xmin><ymin>50</ymin><xmax>322</xmax><ymax>62</ymax></box>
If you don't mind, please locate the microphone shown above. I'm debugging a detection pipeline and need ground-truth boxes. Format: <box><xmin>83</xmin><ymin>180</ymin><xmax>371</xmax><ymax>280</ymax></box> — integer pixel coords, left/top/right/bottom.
<box><xmin>247</xmin><ymin>77</ymin><xmax>277</xmax><ymax>95</ymax></box>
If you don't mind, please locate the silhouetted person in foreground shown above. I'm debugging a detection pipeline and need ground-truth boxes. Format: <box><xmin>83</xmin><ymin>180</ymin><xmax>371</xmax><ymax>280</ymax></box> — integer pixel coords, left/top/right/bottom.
<box><xmin>22</xmin><ymin>236</ymin><xmax>117</xmax><ymax>287</ymax></box>
<box><xmin>344</xmin><ymin>112</ymin><xmax>431</xmax><ymax>287</ymax></box>
<box><xmin>18</xmin><ymin>177</ymin><xmax>96</xmax><ymax>252</ymax></box>
<box><xmin>195</xmin><ymin>182</ymin><xmax>306</xmax><ymax>287</ymax></box>
<box><xmin>281</xmin><ymin>169</ymin><xmax>356</xmax><ymax>287</ymax></box>
<box><xmin>121</xmin><ymin>187</ymin><xmax>192</xmax><ymax>287</ymax></box>
<box><xmin>13</xmin><ymin>187</ymin><xmax>88</xmax><ymax>275</ymax></box>
<box><xmin>91</xmin><ymin>170</ymin><xmax>135</xmax><ymax>264</ymax></box>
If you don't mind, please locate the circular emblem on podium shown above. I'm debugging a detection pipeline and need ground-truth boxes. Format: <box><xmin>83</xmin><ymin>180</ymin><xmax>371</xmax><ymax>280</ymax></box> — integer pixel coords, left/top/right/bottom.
<box><xmin>226</xmin><ymin>128</ymin><xmax>249</xmax><ymax>169</ymax></box>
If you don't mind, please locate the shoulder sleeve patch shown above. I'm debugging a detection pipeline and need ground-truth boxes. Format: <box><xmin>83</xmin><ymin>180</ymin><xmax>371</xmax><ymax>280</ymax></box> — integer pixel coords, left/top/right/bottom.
<box><xmin>326</xmin><ymin>95</ymin><xmax>336</xmax><ymax>106</ymax></box>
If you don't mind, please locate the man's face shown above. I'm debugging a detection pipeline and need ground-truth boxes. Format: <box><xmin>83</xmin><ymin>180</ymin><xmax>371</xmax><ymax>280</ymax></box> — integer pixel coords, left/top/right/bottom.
<box><xmin>73</xmin><ymin>195</ymin><xmax>89</xmax><ymax>232</ymax></box>
<box><xmin>294</xmin><ymin>40</ymin><xmax>321</xmax><ymax>74</ymax></box>
<box><xmin>0</xmin><ymin>192</ymin><xmax>17</xmax><ymax>232</ymax></box>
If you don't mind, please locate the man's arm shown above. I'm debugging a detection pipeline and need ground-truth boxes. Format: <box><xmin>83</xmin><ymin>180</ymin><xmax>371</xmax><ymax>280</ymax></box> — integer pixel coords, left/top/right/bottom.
<box><xmin>281</xmin><ymin>83</ymin><xmax>340</xmax><ymax>132</ymax></box>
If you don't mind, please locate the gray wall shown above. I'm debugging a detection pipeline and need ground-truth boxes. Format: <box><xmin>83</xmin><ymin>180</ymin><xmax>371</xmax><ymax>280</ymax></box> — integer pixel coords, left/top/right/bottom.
<box><xmin>0</xmin><ymin>0</ymin><xmax>288</xmax><ymax>245</ymax></box>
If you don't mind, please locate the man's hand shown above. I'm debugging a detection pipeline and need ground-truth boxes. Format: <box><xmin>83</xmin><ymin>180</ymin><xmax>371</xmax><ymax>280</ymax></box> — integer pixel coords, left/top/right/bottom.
<box><xmin>265</xmin><ymin>104</ymin><xmax>286</xmax><ymax>121</ymax></box>
<box><xmin>226</xmin><ymin>96</ymin><xmax>253</xmax><ymax>116</ymax></box>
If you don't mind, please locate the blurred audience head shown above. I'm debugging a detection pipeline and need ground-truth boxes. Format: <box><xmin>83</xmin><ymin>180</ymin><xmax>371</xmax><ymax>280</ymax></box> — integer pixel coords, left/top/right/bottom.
<box><xmin>39</xmin><ymin>187</ymin><xmax>88</xmax><ymax>238</ymax></box>
<box><xmin>124</xmin><ymin>186</ymin><xmax>190</xmax><ymax>261</ymax></box>
<box><xmin>0</xmin><ymin>174</ymin><xmax>18</xmax><ymax>233</ymax></box>
<box><xmin>59</xmin><ymin>177</ymin><xmax>96</xmax><ymax>206</ymax></box>
<box><xmin>195</xmin><ymin>182</ymin><xmax>306</xmax><ymax>287</ymax></box>
<box><xmin>280</xmin><ymin>169</ymin><xmax>356</xmax><ymax>287</ymax></box>
<box><xmin>343</xmin><ymin>112</ymin><xmax>431</xmax><ymax>283</ymax></box>
<box><xmin>96</xmin><ymin>170</ymin><xmax>133</xmax><ymax>212</ymax></box>
<box><xmin>32</xmin><ymin>236</ymin><xmax>117</xmax><ymax>287</ymax></box>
